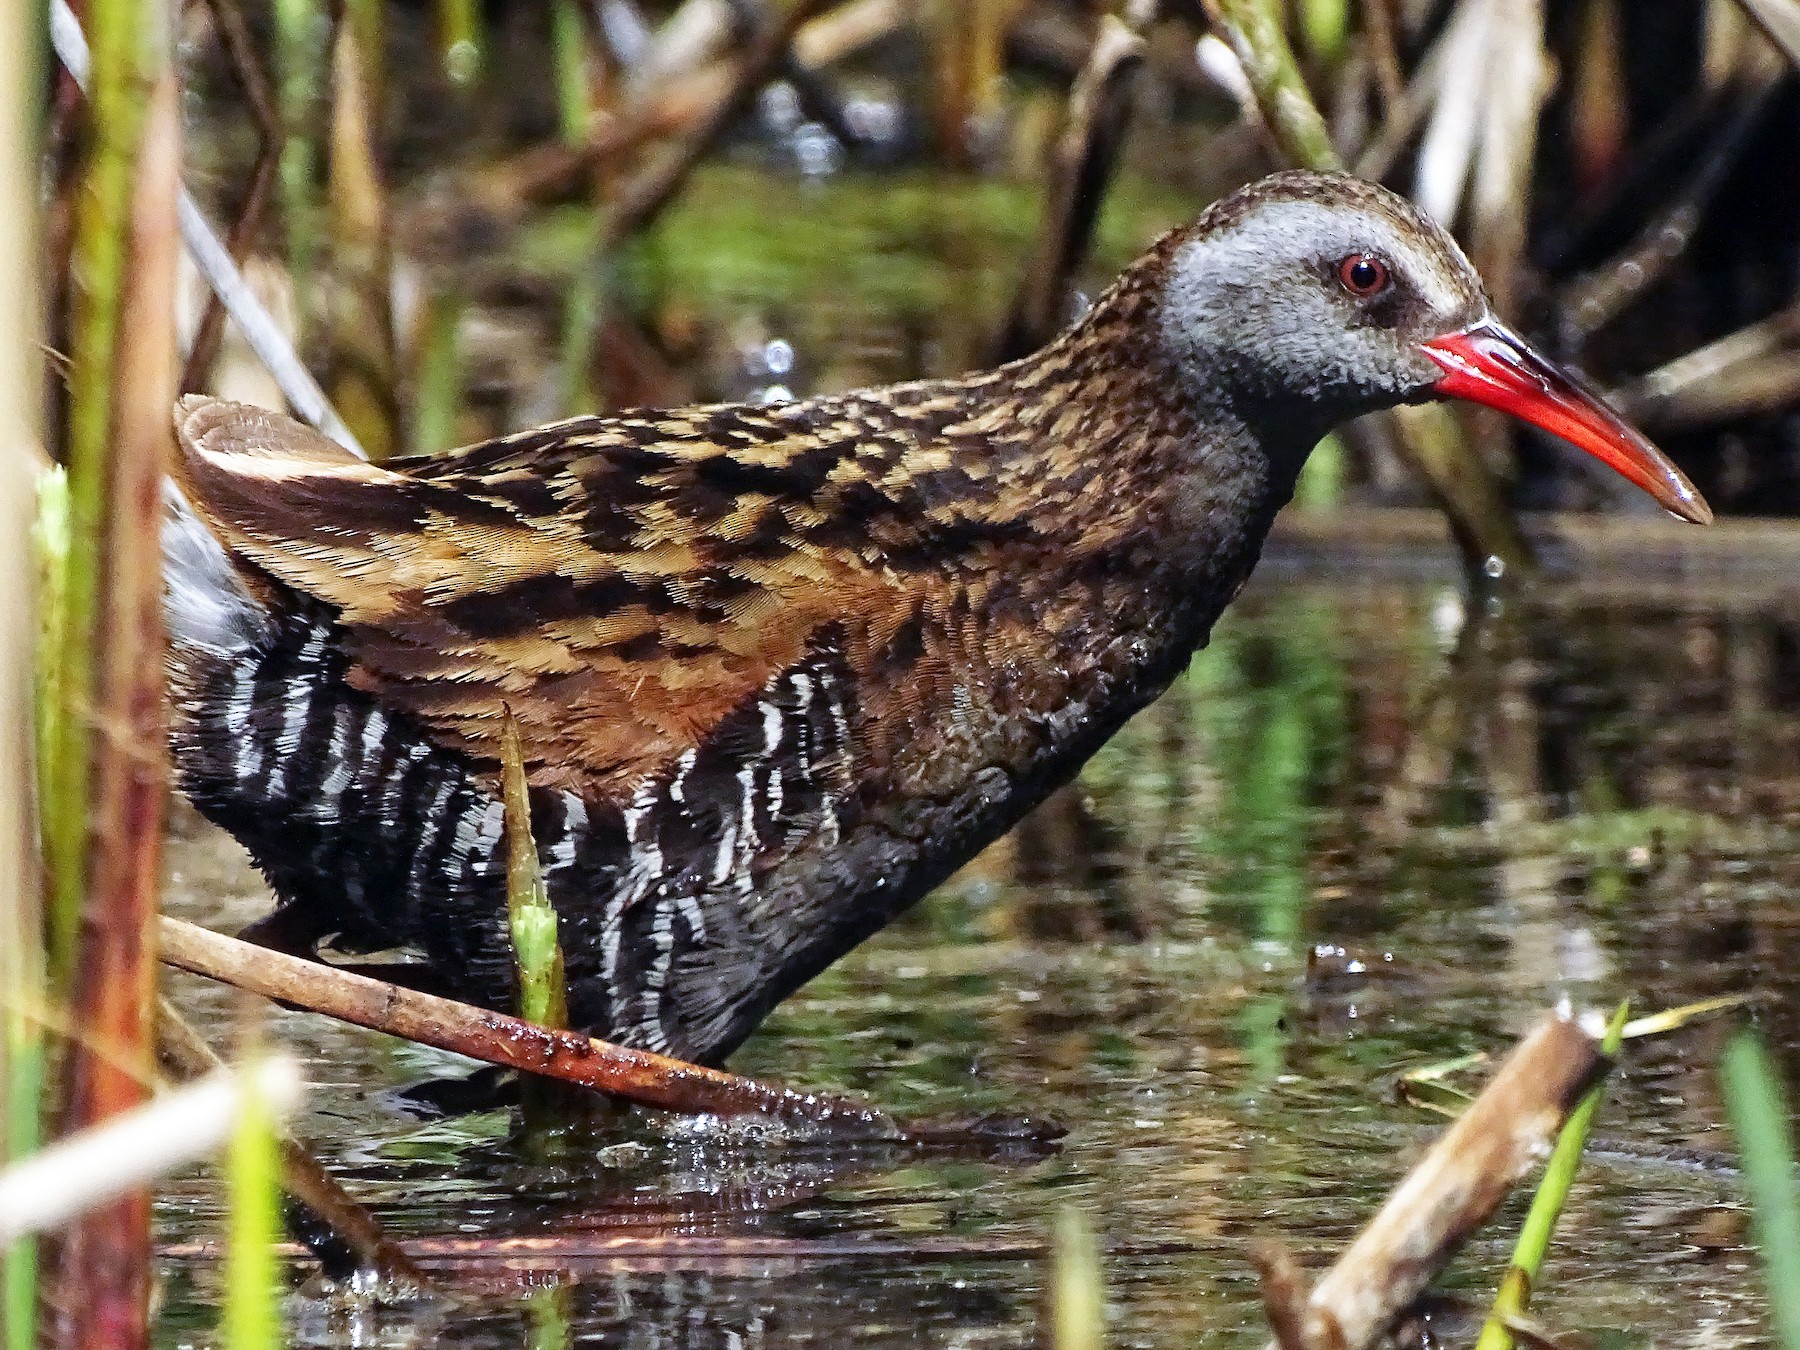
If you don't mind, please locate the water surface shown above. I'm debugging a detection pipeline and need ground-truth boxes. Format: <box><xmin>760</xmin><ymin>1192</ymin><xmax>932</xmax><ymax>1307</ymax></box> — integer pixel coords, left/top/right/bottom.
<box><xmin>155</xmin><ymin>556</ymin><xmax>1795</xmax><ymax>1348</ymax></box>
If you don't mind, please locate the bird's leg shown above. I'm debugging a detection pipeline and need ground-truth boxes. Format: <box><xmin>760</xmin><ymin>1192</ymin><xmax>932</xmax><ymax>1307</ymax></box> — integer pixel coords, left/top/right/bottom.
<box><xmin>234</xmin><ymin>901</ymin><xmax>332</xmax><ymax>957</ymax></box>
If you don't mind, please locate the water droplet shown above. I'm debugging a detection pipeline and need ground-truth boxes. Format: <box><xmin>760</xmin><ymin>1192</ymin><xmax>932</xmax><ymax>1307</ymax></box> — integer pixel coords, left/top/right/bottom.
<box><xmin>759</xmin><ymin>82</ymin><xmax>801</xmax><ymax>133</ymax></box>
<box><xmin>1482</xmin><ymin>555</ymin><xmax>1505</xmax><ymax>579</ymax></box>
<box><xmin>792</xmin><ymin>121</ymin><xmax>842</xmax><ymax>178</ymax></box>
<box><xmin>763</xmin><ymin>338</ymin><xmax>794</xmax><ymax>377</ymax></box>
<box><xmin>844</xmin><ymin>96</ymin><xmax>901</xmax><ymax>147</ymax></box>
<box><xmin>444</xmin><ymin>40</ymin><xmax>480</xmax><ymax>85</ymax></box>
<box><xmin>758</xmin><ymin>384</ymin><xmax>793</xmax><ymax>405</ymax></box>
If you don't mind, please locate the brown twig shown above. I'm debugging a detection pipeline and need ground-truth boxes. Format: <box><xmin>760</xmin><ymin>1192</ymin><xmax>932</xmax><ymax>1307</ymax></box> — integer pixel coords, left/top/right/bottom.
<box><xmin>1554</xmin><ymin>71</ymin><xmax>1780</xmax><ymax>350</ymax></box>
<box><xmin>441</xmin><ymin>0</ymin><xmax>878</xmax><ymax>244</ymax></box>
<box><xmin>180</xmin><ymin>148</ymin><xmax>275</xmax><ymax>394</ymax></box>
<box><xmin>1613</xmin><ymin>301</ymin><xmax>1800</xmax><ymax>433</ymax></box>
<box><xmin>155</xmin><ymin>999</ymin><xmax>425</xmax><ymax>1291</ymax></box>
<box><xmin>604</xmin><ymin>0</ymin><xmax>829</xmax><ymax>245</ymax></box>
<box><xmin>1252</xmin><ymin>1239</ymin><xmax>1315</xmax><ymax>1350</ymax></box>
<box><xmin>1255</xmin><ymin>1012</ymin><xmax>1606</xmax><ymax>1350</ymax></box>
<box><xmin>1359</xmin><ymin>0</ymin><xmax>1403</xmax><ymax>114</ymax></box>
<box><xmin>993</xmin><ymin>15</ymin><xmax>1144</xmax><ymax>362</ymax></box>
<box><xmin>182</xmin><ymin>0</ymin><xmax>281</xmax><ymax>394</ymax></box>
<box><xmin>157</xmin><ymin>915</ymin><xmax>898</xmax><ymax>1134</ymax></box>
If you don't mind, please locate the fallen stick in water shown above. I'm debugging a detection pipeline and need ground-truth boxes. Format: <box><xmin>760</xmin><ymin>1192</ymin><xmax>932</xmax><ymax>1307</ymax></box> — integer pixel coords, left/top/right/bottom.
<box><xmin>1254</xmin><ymin>1010</ymin><xmax>1608</xmax><ymax>1350</ymax></box>
<box><xmin>158</xmin><ymin>915</ymin><xmax>896</xmax><ymax>1134</ymax></box>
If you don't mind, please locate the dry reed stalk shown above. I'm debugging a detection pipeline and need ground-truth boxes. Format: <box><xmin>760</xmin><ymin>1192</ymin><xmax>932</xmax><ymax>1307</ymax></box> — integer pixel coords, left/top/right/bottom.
<box><xmin>994</xmin><ymin>16</ymin><xmax>1144</xmax><ymax>363</ymax></box>
<box><xmin>1466</xmin><ymin>0</ymin><xmax>1548</xmax><ymax>320</ymax></box>
<box><xmin>452</xmin><ymin>0</ymin><xmax>895</xmax><ymax>233</ymax></box>
<box><xmin>0</xmin><ymin>1060</ymin><xmax>303</xmax><ymax>1245</ymax></box>
<box><xmin>326</xmin><ymin>12</ymin><xmax>398</xmax><ymax>459</ymax></box>
<box><xmin>604</xmin><ymin>0</ymin><xmax>832</xmax><ymax>246</ymax></box>
<box><xmin>50</xmin><ymin>0</ymin><xmax>360</xmax><ymax>453</ymax></box>
<box><xmin>158</xmin><ymin>916</ymin><xmax>898</xmax><ymax>1132</ymax></box>
<box><xmin>50</xmin><ymin>63</ymin><xmax>180</xmax><ymax>1350</ymax></box>
<box><xmin>1254</xmin><ymin>1012</ymin><xmax>1606</xmax><ymax>1350</ymax></box>
<box><xmin>1732</xmin><ymin>0</ymin><xmax>1800</xmax><ymax>66</ymax></box>
<box><xmin>791</xmin><ymin>0</ymin><xmax>904</xmax><ymax>68</ymax></box>
<box><xmin>181</xmin><ymin>0</ymin><xmax>280</xmax><ymax>394</ymax></box>
<box><xmin>924</xmin><ymin>0</ymin><xmax>1019</xmax><ymax>169</ymax></box>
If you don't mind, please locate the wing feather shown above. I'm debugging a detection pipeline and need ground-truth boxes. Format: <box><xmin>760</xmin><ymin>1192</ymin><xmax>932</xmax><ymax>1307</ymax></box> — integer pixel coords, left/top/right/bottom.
<box><xmin>173</xmin><ymin>396</ymin><xmax>892</xmax><ymax>802</ymax></box>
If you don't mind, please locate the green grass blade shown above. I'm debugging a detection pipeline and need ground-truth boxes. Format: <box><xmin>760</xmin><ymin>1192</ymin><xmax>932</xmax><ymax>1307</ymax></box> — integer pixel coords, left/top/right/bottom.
<box><xmin>221</xmin><ymin>1061</ymin><xmax>285</xmax><ymax>1350</ymax></box>
<box><xmin>1050</xmin><ymin>1206</ymin><xmax>1104</xmax><ymax>1350</ymax></box>
<box><xmin>1721</xmin><ymin>1030</ymin><xmax>1800</xmax><ymax>1350</ymax></box>
<box><xmin>1474</xmin><ymin>1003</ymin><xmax>1628</xmax><ymax>1350</ymax></box>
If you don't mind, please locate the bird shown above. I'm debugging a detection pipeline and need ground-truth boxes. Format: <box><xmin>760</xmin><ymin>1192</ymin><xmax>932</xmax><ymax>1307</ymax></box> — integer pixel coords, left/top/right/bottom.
<box><xmin>164</xmin><ymin>170</ymin><xmax>1710</xmax><ymax>1068</ymax></box>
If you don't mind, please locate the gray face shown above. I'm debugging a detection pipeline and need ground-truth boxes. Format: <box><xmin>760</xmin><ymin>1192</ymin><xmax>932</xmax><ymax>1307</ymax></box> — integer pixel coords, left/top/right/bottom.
<box><xmin>1157</xmin><ymin>180</ymin><xmax>1489</xmax><ymax>420</ymax></box>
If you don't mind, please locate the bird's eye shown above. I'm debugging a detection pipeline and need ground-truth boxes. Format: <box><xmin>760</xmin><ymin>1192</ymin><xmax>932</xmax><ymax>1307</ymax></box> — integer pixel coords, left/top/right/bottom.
<box><xmin>1336</xmin><ymin>253</ymin><xmax>1391</xmax><ymax>298</ymax></box>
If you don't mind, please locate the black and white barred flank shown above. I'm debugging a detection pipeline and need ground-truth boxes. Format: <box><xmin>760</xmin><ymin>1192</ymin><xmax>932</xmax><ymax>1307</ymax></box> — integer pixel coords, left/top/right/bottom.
<box><xmin>164</xmin><ymin>492</ymin><xmax>861</xmax><ymax>1062</ymax></box>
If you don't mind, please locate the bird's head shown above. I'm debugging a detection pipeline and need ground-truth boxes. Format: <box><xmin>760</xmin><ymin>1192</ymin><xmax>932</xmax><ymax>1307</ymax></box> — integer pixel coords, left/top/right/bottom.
<box><xmin>1153</xmin><ymin>170</ymin><xmax>1710</xmax><ymax>524</ymax></box>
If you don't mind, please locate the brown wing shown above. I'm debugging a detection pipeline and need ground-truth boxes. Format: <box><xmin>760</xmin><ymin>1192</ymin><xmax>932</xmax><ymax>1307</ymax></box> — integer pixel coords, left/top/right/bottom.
<box><xmin>172</xmin><ymin>396</ymin><xmax>921</xmax><ymax>802</ymax></box>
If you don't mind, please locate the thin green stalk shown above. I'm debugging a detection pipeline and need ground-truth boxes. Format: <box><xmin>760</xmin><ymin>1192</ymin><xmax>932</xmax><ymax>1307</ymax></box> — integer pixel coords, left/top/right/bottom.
<box><xmin>1721</xmin><ymin>1030</ymin><xmax>1800</xmax><ymax>1350</ymax></box>
<box><xmin>1299</xmin><ymin>0</ymin><xmax>1351</xmax><ymax>65</ymax></box>
<box><xmin>410</xmin><ymin>290</ymin><xmax>463</xmax><ymax>457</ymax></box>
<box><xmin>2</xmin><ymin>1030</ymin><xmax>42</xmax><ymax>1350</ymax></box>
<box><xmin>31</xmin><ymin>469</ymin><xmax>67</xmax><ymax>979</ymax></box>
<box><xmin>221</xmin><ymin>1059</ymin><xmax>284</xmax><ymax>1350</ymax></box>
<box><xmin>500</xmin><ymin>710</ymin><xmax>571</xmax><ymax>1136</ymax></box>
<box><xmin>438</xmin><ymin>0</ymin><xmax>483</xmax><ymax>86</ymax></box>
<box><xmin>1206</xmin><ymin>0</ymin><xmax>1340</xmax><ymax>172</ymax></box>
<box><xmin>1294</xmin><ymin>432</ymin><xmax>1344</xmax><ymax>510</ymax></box>
<box><xmin>274</xmin><ymin>0</ymin><xmax>324</xmax><ymax>321</ymax></box>
<box><xmin>0</xmin><ymin>3</ymin><xmax>44</xmax><ymax>1337</ymax></box>
<box><xmin>6</xmin><ymin>477</ymin><xmax>58</xmax><ymax>1350</ymax></box>
<box><xmin>500</xmin><ymin>710</ymin><xmax>566</xmax><ymax>1033</ymax></box>
<box><xmin>551</xmin><ymin>0</ymin><xmax>591</xmax><ymax>145</ymax></box>
<box><xmin>560</xmin><ymin>249</ymin><xmax>601</xmax><ymax>418</ymax></box>
<box><xmin>1473</xmin><ymin>1003</ymin><xmax>1629</xmax><ymax>1350</ymax></box>
<box><xmin>526</xmin><ymin>1284</ymin><xmax>572</xmax><ymax>1350</ymax></box>
<box><xmin>1050</xmin><ymin>1207</ymin><xmax>1104</xmax><ymax>1350</ymax></box>
<box><xmin>343</xmin><ymin>0</ymin><xmax>384</xmax><ymax>131</ymax></box>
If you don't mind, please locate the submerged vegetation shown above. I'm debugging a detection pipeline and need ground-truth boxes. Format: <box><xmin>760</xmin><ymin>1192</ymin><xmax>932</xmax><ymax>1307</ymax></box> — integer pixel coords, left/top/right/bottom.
<box><xmin>3</xmin><ymin>0</ymin><xmax>1799</xmax><ymax>1347</ymax></box>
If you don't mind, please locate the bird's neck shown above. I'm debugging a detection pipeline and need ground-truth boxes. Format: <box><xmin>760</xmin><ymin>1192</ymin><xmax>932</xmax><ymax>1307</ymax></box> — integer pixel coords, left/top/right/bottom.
<box><xmin>850</xmin><ymin>293</ymin><xmax>1324</xmax><ymax>809</ymax></box>
<box><xmin>940</xmin><ymin>286</ymin><xmax>1319</xmax><ymax>630</ymax></box>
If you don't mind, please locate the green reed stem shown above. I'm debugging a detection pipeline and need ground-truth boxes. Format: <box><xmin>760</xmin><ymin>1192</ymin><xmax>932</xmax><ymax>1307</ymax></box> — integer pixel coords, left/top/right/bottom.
<box><xmin>500</xmin><ymin>710</ymin><xmax>567</xmax><ymax>1033</ymax></box>
<box><xmin>438</xmin><ymin>0</ymin><xmax>483</xmax><ymax>86</ymax></box>
<box><xmin>526</xmin><ymin>1284</ymin><xmax>572</xmax><ymax>1350</ymax></box>
<box><xmin>1050</xmin><ymin>1207</ymin><xmax>1105</xmax><ymax>1350</ymax></box>
<box><xmin>8</xmin><ymin>472</ymin><xmax>62</xmax><ymax>1350</ymax></box>
<box><xmin>274</xmin><ymin>0</ymin><xmax>324</xmax><ymax>320</ymax></box>
<box><xmin>342</xmin><ymin>0</ymin><xmax>384</xmax><ymax>132</ymax></box>
<box><xmin>2</xmin><ymin>1031</ymin><xmax>42</xmax><ymax>1350</ymax></box>
<box><xmin>411</xmin><ymin>290</ymin><xmax>463</xmax><ymax>457</ymax></box>
<box><xmin>50</xmin><ymin>0</ymin><xmax>155</xmax><ymax>989</ymax></box>
<box><xmin>1473</xmin><ymin>1002</ymin><xmax>1628</xmax><ymax>1350</ymax></box>
<box><xmin>221</xmin><ymin>1060</ymin><xmax>284</xmax><ymax>1350</ymax></box>
<box><xmin>1207</xmin><ymin>0</ymin><xmax>1340</xmax><ymax>172</ymax></box>
<box><xmin>1721</xmin><ymin>1030</ymin><xmax>1800</xmax><ymax>1350</ymax></box>
<box><xmin>551</xmin><ymin>0</ymin><xmax>590</xmax><ymax>145</ymax></box>
<box><xmin>0</xmin><ymin>2</ymin><xmax>44</xmax><ymax>1333</ymax></box>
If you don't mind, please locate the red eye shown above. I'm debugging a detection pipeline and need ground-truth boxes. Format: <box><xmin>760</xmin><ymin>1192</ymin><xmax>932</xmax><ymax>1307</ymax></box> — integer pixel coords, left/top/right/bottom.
<box><xmin>1337</xmin><ymin>253</ymin><xmax>1391</xmax><ymax>297</ymax></box>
